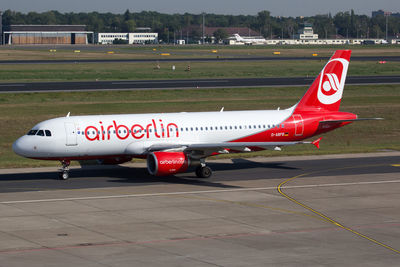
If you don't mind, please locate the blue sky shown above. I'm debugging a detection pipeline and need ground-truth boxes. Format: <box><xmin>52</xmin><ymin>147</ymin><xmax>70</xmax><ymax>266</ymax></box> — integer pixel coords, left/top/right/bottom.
<box><xmin>2</xmin><ymin>0</ymin><xmax>399</xmax><ymax>17</ymax></box>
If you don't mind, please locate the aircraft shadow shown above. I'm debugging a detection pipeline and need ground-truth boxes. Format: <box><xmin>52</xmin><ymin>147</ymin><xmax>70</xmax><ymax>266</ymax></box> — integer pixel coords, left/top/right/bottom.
<box><xmin>0</xmin><ymin>159</ymin><xmax>300</xmax><ymax>190</ymax></box>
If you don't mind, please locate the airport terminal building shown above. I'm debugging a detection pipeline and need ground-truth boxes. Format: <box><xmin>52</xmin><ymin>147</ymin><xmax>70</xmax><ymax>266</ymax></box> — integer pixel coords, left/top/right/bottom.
<box><xmin>3</xmin><ymin>25</ymin><xmax>93</xmax><ymax>45</ymax></box>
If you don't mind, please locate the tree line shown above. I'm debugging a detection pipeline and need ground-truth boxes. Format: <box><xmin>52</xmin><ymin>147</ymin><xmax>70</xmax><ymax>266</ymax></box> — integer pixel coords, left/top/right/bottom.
<box><xmin>2</xmin><ymin>9</ymin><xmax>399</xmax><ymax>42</ymax></box>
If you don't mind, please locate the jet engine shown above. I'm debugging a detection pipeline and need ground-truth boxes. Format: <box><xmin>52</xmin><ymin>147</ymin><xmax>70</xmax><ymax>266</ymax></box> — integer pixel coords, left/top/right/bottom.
<box><xmin>147</xmin><ymin>151</ymin><xmax>190</xmax><ymax>176</ymax></box>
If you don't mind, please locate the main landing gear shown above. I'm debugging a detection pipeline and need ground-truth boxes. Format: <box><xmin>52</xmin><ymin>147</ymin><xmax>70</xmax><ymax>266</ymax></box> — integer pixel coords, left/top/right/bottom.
<box><xmin>58</xmin><ymin>160</ymin><xmax>70</xmax><ymax>180</ymax></box>
<box><xmin>195</xmin><ymin>161</ymin><xmax>212</xmax><ymax>178</ymax></box>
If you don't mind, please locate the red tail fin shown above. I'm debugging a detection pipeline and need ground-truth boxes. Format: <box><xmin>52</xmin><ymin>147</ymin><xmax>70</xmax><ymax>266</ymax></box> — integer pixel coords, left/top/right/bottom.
<box><xmin>295</xmin><ymin>50</ymin><xmax>351</xmax><ymax>112</ymax></box>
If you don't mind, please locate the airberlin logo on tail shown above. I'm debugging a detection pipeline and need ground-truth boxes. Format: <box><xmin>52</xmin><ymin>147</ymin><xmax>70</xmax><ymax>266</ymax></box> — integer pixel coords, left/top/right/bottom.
<box><xmin>317</xmin><ymin>58</ymin><xmax>349</xmax><ymax>105</ymax></box>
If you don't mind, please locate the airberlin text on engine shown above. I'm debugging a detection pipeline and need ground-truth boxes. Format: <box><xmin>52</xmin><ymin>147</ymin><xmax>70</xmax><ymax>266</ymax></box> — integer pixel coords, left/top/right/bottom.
<box><xmin>84</xmin><ymin>119</ymin><xmax>179</xmax><ymax>141</ymax></box>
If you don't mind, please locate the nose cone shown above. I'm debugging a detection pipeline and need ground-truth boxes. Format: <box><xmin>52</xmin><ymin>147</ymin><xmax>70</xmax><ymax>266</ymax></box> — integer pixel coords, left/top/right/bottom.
<box><xmin>12</xmin><ymin>136</ymin><xmax>31</xmax><ymax>157</ymax></box>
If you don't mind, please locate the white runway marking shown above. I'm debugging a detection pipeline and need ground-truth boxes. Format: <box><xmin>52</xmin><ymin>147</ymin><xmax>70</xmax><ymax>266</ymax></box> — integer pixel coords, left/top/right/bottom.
<box><xmin>1</xmin><ymin>179</ymin><xmax>399</xmax><ymax>205</ymax></box>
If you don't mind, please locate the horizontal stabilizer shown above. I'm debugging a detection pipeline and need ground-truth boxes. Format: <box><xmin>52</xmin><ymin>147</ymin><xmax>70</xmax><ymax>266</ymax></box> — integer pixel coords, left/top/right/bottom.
<box><xmin>320</xmin><ymin>118</ymin><xmax>383</xmax><ymax>124</ymax></box>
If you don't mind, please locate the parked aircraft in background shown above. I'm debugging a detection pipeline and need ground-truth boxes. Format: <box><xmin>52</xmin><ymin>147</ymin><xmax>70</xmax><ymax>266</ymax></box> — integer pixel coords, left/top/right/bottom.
<box><xmin>13</xmin><ymin>50</ymin><xmax>378</xmax><ymax>180</ymax></box>
<box><xmin>233</xmin><ymin>33</ymin><xmax>267</xmax><ymax>45</ymax></box>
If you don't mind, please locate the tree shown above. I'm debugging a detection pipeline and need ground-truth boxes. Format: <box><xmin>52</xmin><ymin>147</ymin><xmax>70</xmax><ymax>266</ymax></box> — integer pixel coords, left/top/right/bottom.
<box><xmin>113</xmin><ymin>38</ymin><xmax>128</xmax><ymax>44</ymax></box>
<box><xmin>257</xmin><ymin>10</ymin><xmax>271</xmax><ymax>37</ymax></box>
<box><xmin>213</xmin><ymin>28</ymin><xmax>228</xmax><ymax>43</ymax></box>
<box><xmin>122</xmin><ymin>19</ymin><xmax>136</xmax><ymax>32</ymax></box>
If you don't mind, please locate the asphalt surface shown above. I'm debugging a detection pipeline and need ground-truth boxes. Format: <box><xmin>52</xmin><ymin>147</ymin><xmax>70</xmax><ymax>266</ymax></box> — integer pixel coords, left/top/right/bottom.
<box><xmin>1</xmin><ymin>55</ymin><xmax>400</xmax><ymax>64</ymax></box>
<box><xmin>0</xmin><ymin>152</ymin><xmax>399</xmax><ymax>266</ymax></box>
<box><xmin>0</xmin><ymin>153</ymin><xmax>399</xmax><ymax>193</ymax></box>
<box><xmin>1</xmin><ymin>75</ymin><xmax>400</xmax><ymax>93</ymax></box>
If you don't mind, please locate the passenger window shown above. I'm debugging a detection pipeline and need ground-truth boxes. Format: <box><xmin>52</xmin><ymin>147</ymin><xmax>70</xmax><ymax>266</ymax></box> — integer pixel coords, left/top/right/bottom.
<box><xmin>45</xmin><ymin>130</ymin><xmax>52</xmax><ymax>136</ymax></box>
<box><xmin>37</xmin><ymin>130</ymin><xmax>44</xmax><ymax>136</ymax></box>
<box><xmin>282</xmin><ymin>124</ymin><xmax>285</xmax><ymax>128</ymax></box>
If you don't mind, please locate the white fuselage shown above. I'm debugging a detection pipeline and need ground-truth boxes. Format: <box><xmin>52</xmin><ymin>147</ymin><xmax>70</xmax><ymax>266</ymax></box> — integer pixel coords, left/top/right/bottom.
<box><xmin>13</xmin><ymin>108</ymin><xmax>294</xmax><ymax>160</ymax></box>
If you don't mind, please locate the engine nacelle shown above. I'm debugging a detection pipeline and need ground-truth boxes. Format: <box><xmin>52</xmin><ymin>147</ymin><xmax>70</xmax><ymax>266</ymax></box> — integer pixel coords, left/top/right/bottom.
<box><xmin>147</xmin><ymin>152</ymin><xmax>189</xmax><ymax>176</ymax></box>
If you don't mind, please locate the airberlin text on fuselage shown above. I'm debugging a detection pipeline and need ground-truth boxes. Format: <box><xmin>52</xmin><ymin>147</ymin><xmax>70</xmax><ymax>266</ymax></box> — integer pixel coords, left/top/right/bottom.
<box><xmin>84</xmin><ymin>119</ymin><xmax>179</xmax><ymax>141</ymax></box>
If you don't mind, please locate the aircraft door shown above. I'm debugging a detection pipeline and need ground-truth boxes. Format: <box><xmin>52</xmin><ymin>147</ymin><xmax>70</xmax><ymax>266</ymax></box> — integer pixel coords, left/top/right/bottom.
<box><xmin>293</xmin><ymin>115</ymin><xmax>304</xmax><ymax>136</ymax></box>
<box><xmin>65</xmin><ymin>122</ymin><xmax>78</xmax><ymax>146</ymax></box>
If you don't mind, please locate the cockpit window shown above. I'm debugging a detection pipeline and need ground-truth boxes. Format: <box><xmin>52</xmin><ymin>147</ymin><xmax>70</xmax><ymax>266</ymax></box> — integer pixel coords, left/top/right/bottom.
<box><xmin>45</xmin><ymin>130</ymin><xmax>52</xmax><ymax>137</ymax></box>
<box><xmin>37</xmin><ymin>130</ymin><xmax>45</xmax><ymax>136</ymax></box>
<box><xmin>27</xmin><ymin>130</ymin><xmax>38</xmax><ymax>135</ymax></box>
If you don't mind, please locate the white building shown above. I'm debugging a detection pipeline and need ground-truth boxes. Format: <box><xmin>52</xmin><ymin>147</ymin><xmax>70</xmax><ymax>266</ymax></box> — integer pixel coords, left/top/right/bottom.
<box><xmin>128</xmin><ymin>33</ymin><xmax>158</xmax><ymax>44</ymax></box>
<box><xmin>96</xmin><ymin>32</ymin><xmax>158</xmax><ymax>44</ymax></box>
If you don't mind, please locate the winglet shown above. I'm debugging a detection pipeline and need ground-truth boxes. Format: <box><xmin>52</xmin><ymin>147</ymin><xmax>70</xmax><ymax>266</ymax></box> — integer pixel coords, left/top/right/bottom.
<box><xmin>312</xmin><ymin>137</ymin><xmax>322</xmax><ymax>149</ymax></box>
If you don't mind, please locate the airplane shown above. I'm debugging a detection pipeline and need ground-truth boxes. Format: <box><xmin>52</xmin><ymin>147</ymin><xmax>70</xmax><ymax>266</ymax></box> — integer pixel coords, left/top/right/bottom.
<box><xmin>13</xmin><ymin>50</ymin><xmax>378</xmax><ymax>180</ymax></box>
<box><xmin>233</xmin><ymin>33</ymin><xmax>267</xmax><ymax>45</ymax></box>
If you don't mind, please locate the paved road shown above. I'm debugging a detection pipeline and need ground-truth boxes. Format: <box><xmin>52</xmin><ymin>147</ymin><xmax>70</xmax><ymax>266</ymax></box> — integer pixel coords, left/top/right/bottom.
<box><xmin>1</xmin><ymin>55</ymin><xmax>400</xmax><ymax>64</ymax></box>
<box><xmin>1</xmin><ymin>75</ymin><xmax>400</xmax><ymax>93</ymax></box>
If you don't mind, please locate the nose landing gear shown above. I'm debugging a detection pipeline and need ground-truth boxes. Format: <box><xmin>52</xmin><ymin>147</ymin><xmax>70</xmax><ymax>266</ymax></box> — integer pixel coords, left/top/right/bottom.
<box><xmin>59</xmin><ymin>160</ymin><xmax>70</xmax><ymax>180</ymax></box>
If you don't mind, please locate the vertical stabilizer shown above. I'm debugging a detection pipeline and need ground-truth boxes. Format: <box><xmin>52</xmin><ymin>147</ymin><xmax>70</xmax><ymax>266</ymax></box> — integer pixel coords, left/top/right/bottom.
<box><xmin>294</xmin><ymin>50</ymin><xmax>351</xmax><ymax>112</ymax></box>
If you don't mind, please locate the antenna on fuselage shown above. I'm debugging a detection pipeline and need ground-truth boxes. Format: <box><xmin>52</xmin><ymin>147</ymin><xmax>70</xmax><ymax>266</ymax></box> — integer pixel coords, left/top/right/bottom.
<box><xmin>66</xmin><ymin>112</ymin><xmax>70</xmax><ymax>117</ymax></box>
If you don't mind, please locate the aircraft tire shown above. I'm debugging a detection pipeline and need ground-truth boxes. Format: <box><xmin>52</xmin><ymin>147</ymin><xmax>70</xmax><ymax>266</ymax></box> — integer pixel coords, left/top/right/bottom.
<box><xmin>196</xmin><ymin>166</ymin><xmax>212</xmax><ymax>178</ymax></box>
<box><xmin>59</xmin><ymin>171</ymin><xmax>69</xmax><ymax>180</ymax></box>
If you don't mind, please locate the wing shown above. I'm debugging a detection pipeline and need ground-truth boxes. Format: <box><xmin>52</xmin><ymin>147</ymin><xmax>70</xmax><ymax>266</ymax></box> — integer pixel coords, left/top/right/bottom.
<box><xmin>145</xmin><ymin>141</ymin><xmax>312</xmax><ymax>158</ymax></box>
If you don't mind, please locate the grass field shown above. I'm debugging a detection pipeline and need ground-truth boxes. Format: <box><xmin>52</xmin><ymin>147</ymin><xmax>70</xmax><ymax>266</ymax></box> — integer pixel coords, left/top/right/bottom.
<box><xmin>0</xmin><ymin>60</ymin><xmax>399</xmax><ymax>82</ymax></box>
<box><xmin>0</xmin><ymin>45</ymin><xmax>399</xmax><ymax>61</ymax></box>
<box><xmin>1</xmin><ymin>85</ymin><xmax>399</xmax><ymax>168</ymax></box>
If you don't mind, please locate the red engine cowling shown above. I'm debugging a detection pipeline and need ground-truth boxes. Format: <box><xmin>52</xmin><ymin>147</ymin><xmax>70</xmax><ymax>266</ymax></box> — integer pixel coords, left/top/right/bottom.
<box><xmin>147</xmin><ymin>152</ymin><xmax>189</xmax><ymax>176</ymax></box>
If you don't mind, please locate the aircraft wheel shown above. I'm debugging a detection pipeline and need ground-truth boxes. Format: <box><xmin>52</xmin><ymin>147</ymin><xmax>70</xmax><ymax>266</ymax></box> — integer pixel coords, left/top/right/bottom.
<box><xmin>59</xmin><ymin>171</ymin><xmax>69</xmax><ymax>180</ymax></box>
<box><xmin>195</xmin><ymin>166</ymin><xmax>212</xmax><ymax>178</ymax></box>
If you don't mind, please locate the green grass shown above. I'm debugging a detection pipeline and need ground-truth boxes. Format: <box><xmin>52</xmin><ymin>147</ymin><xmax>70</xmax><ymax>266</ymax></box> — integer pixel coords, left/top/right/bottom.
<box><xmin>0</xmin><ymin>60</ymin><xmax>399</xmax><ymax>82</ymax></box>
<box><xmin>1</xmin><ymin>85</ymin><xmax>399</xmax><ymax>168</ymax></box>
<box><xmin>1</xmin><ymin>45</ymin><xmax>399</xmax><ymax>61</ymax></box>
